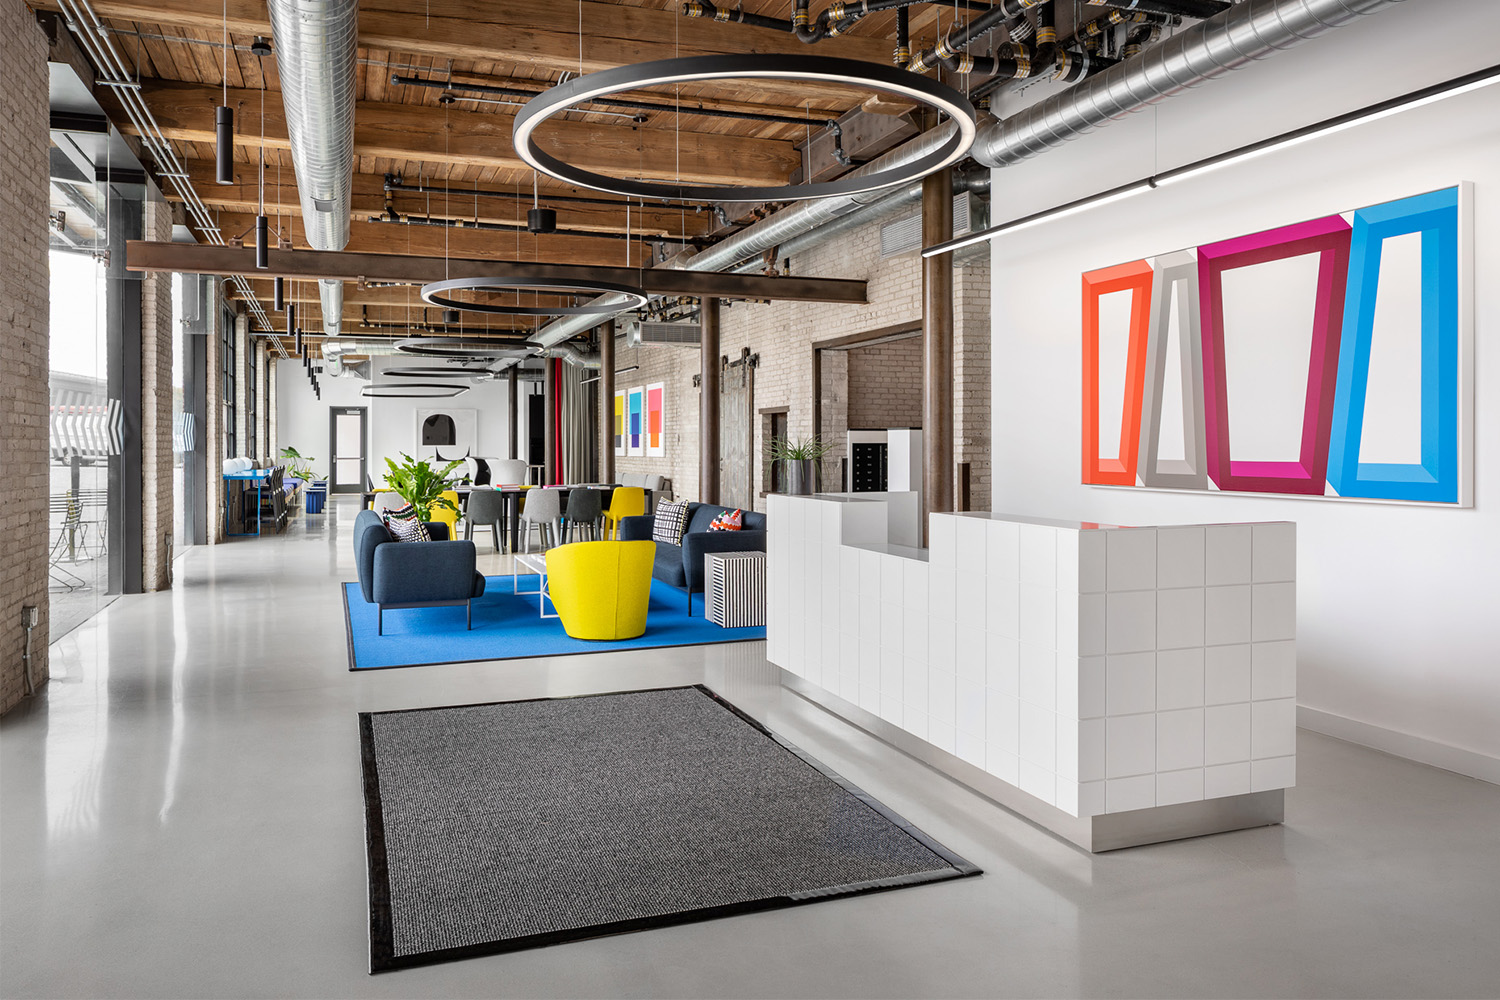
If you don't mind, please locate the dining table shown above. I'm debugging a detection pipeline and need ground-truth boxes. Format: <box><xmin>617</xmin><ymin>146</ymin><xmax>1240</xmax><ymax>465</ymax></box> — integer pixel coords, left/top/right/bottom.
<box><xmin>362</xmin><ymin>484</ymin><xmax>650</xmax><ymax>553</ymax></box>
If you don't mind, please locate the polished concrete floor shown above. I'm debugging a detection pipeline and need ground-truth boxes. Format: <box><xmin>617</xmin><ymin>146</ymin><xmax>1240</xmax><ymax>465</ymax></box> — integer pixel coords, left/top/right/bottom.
<box><xmin>2</xmin><ymin>497</ymin><xmax>1498</xmax><ymax>999</ymax></box>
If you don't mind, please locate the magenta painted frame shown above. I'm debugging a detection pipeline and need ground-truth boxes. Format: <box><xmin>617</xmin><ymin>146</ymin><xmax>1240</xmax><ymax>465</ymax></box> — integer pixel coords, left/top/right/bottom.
<box><xmin>1197</xmin><ymin>216</ymin><xmax>1352</xmax><ymax>495</ymax></box>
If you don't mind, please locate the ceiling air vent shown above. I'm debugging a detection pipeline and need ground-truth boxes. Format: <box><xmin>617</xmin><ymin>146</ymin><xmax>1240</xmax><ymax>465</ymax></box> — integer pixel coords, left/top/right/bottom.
<box><xmin>638</xmin><ymin>321</ymin><xmax>702</xmax><ymax>347</ymax></box>
<box><xmin>879</xmin><ymin>191</ymin><xmax>985</xmax><ymax>258</ymax></box>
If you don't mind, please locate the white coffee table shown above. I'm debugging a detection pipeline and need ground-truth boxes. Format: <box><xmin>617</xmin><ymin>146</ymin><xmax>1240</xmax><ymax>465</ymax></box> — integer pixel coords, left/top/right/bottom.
<box><xmin>512</xmin><ymin>551</ymin><xmax>557</xmax><ymax>618</ymax></box>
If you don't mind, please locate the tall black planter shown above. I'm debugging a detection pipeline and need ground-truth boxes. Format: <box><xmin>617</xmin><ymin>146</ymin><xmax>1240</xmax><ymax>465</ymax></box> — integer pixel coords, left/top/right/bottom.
<box><xmin>783</xmin><ymin>459</ymin><xmax>820</xmax><ymax>496</ymax></box>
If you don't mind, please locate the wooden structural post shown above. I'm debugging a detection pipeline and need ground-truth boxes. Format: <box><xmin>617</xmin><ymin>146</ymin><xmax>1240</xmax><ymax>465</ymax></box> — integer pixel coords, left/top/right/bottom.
<box><xmin>542</xmin><ymin>357</ymin><xmax>556</xmax><ymax>485</ymax></box>
<box><xmin>508</xmin><ymin>366</ymin><xmax>519</xmax><ymax>460</ymax></box>
<box><xmin>598</xmin><ymin>319</ymin><xmax>615</xmax><ymax>484</ymax></box>
<box><xmin>700</xmin><ymin>297</ymin><xmax>721</xmax><ymax>505</ymax></box>
<box><xmin>922</xmin><ymin>169</ymin><xmax>955</xmax><ymax>543</ymax></box>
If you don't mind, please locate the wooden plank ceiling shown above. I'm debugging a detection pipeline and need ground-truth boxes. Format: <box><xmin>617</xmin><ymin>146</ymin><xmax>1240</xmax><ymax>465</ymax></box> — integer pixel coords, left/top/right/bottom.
<box><xmin>44</xmin><ymin>0</ymin><xmax>980</xmax><ymax>339</ymax></box>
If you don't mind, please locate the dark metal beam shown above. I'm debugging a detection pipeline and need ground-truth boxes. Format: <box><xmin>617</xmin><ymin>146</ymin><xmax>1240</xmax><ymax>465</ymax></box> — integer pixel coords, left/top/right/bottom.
<box><xmin>700</xmin><ymin>298</ymin><xmax>721</xmax><ymax>507</ymax></box>
<box><xmin>124</xmin><ymin>242</ymin><xmax>868</xmax><ymax>305</ymax></box>
<box><xmin>922</xmin><ymin>170</ymin><xmax>954</xmax><ymax>543</ymax></box>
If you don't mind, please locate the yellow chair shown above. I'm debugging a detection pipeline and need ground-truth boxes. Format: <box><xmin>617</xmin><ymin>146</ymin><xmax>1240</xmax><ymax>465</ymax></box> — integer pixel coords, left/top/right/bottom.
<box><xmin>545</xmin><ymin>540</ymin><xmax>656</xmax><ymax>640</ymax></box>
<box><xmin>427</xmin><ymin>489</ymin><xmax>460</xmax><ymax>534</ymax></box>
<box><xmin>601</xmin><ymin>487</ymin><xmax>646</xmax><ymax>540</ymax></box>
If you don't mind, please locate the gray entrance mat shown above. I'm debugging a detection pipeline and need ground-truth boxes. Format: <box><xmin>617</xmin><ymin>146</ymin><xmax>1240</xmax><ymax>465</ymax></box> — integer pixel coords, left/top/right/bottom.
<box><xmin>359</xmin><ymin>685</ymin><xmax>980</xmax><ymax>972</ymax></box>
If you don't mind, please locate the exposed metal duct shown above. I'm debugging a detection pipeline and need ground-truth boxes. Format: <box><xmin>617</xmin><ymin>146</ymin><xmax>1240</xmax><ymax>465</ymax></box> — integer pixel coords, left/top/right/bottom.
<box><xmin>546</xmin><ymin>343</ymin><xmax>602</xmax><ymax>369</ymax></box>
<box><xmin>266</xmin><ymin>0</ymin><xmax>358</xmax><ymax>339</ymax></box>
<box><xmin>532</xmin><ymin>123</ymin><xmax>966</xmax><ymax>347</ymax></box>
<box><xmin>973</xmin><ymin>0</ymin><xmax>1407</xmax><ymax>167</ymax></box>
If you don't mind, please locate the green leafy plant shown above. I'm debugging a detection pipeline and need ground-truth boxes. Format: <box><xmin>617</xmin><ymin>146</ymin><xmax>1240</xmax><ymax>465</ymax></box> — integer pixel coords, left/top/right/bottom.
<box><xmin>769</xmin><ymin>435</ymin><xmax>833</xmax><ymax>461</ymax></box>
<box><xmin>383</xmin><ymin>453</ymin><xmax>464</xmax><ymax>516</ymax></box>
<box><xmin>278</xmin><ymin>446</ymin><xmax>319</xmax><ymax>483</ymax></box>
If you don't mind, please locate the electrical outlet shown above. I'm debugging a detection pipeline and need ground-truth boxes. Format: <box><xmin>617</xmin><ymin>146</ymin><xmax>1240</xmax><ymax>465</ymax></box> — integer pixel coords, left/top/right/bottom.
<box><xmin>23</xmin><ymin>606</ymin><xmax>39</xmax><ymax>628</ymax></box>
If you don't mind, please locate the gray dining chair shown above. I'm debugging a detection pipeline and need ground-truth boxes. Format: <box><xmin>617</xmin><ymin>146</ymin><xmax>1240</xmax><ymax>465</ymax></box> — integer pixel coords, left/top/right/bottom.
<box><xmin>519</xmin><ymin>487</ymin><xmax>563</xmax><ymax>553</ymax></box>
<box><xmin>562</xmin><ymin>488</ymin><xmax>604</xmax><ymax>543</ymax></box>
<box><xmin>489</xmin><ymin>458</ymin><xmax>529</xmax><ymax>487</ymax></box>
<box><xmin>464</xmin><ymin>487</ymin><xmax>507</xmax><ymax>553</ymax></box>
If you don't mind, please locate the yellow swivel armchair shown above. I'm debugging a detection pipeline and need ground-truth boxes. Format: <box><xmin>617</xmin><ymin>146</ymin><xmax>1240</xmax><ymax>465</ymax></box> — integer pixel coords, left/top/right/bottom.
<box><xmin>427</xmin><ymin>489</ymin><xmax>460</xmax><ymax>534</ymax></box>
<box><xmin>601</xmin><ymin>486</ymin><xmax>646</xmax><ymax>540</ymax></box>
<box><xmin>545</xmin><ymin>540</ymin><xmax>656</xmax><ymax>640</ymax></box>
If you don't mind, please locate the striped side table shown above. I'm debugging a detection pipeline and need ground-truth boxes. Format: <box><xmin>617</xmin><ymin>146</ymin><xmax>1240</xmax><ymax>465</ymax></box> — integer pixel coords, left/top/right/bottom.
<box><xmin>704</xmin><ymin>551</ymin><xmax>766</xmax><ymax>628</ymax></box>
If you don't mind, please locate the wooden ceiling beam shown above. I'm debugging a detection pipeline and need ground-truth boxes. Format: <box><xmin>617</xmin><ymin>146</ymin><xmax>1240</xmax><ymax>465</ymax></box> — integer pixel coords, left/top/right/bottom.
<box><xmin>36</xmin><ymin>0</ymin><xmax>892</xmax><ymax>79</ymax></box>
<box><xmin>176</xmin><ymin>159</ymin><xmax>712</xmax><ymax>238</ymax></box>
<box><xmin>131</xmin><ymin>81</ymin><xmax>800</xmax><ymax>187</ymax></box>
<box><xmin>201</xmin><ymin>211</ymin><xmax>653</xmax><ymax>268</ymax></box>
<box><xmin>126</xmin><ymin>241</ymin><xmax>868</xmax><ymax>304</ymax></box>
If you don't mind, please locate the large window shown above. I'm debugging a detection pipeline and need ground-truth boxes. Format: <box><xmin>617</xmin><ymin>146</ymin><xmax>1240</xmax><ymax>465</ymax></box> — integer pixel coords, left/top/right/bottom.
<box><xmin>221</xmin><ymin>306</ymin><xmax>236</xmax><ymax>459</ymax></box>
<box><xmin>246</xmin><ymin>338</ymin><xmax>257</xmax><ymax>461</ymax></box>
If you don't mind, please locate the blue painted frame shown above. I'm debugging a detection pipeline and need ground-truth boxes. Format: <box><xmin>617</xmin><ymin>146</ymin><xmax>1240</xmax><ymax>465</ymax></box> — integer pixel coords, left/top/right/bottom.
<box><xmin>1327</xmin><ymin>187</ymin><xmax>1461</xmax><ymax>502</ymax></box>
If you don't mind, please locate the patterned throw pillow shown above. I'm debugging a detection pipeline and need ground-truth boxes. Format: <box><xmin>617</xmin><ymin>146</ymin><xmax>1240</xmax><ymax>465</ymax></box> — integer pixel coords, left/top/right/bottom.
<box><xmin>653</xmin><ymin>498</ymin><xmax>691</xmax><ymax>546</ymax></box>
<box><xmin>381</xmin><ymin>503</ymin><xmax>431</xmax><ymax>543</ymax></box>
<box><xmin>708</xmin><ymin>508</ymin><xmax>743</xmax><ymax>531</ymax></box>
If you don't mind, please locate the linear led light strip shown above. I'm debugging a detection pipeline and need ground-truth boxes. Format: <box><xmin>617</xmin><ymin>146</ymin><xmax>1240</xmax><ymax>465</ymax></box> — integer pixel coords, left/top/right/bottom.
<box><xmin>924</xmin><ymin>63</ymin><xmax>1500</xmax><ymax>258</ymax></box>
<box><xmin>56</xmin><ymin>0</ymin><xmax>275</xmax><ymax>346</ymax></box>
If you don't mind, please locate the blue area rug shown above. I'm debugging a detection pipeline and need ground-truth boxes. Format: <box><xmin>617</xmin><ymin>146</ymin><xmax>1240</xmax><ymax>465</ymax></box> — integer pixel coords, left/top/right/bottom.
<box><xmin>342</xmin><ymin>574</ymin><xmax>765</xmax><ymax>670</ymax></box>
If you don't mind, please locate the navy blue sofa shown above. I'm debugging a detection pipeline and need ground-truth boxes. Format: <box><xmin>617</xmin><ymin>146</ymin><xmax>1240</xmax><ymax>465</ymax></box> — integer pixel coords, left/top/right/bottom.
<box><xmin>618</xmin><ymin>504</ymin><xmax>766</xmax><ymax>615</ymax></box>
<box><xmin>353</xmin><ymin>509</ymin><xmax>486</xmax><ymax>634</ymax></box>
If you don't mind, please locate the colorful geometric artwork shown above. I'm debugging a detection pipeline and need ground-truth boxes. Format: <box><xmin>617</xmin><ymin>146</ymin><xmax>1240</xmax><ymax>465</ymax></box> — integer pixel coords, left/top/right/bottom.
<box><xmin>1198</xmin><ymin>215</ymin><xmax>1351</xmax><ymax>495</ymax></box>
<box><xmin>626</xmin><ymin>386</ymin><xmax>644</xmax><ymax>457</ymax></box>
<box><xmin>1082</xmin><ymin>184</ymin><xmax>1471</xmax><ymax>506</ymax></box>
<box><xmin>613</xmin><ymin>390</ymin><xmax>626</xmax><ymax>456</ymax></box>
<box><xmin>645</xmin><ymin>382</ymin><xmax>665</xmax><ymax>457</ymax></box>
<box><xmin>1327</xmin><ymin>187</ymin><xmax>1463</xmax><ymax>503</ymax></box>
<box><xmin>1081</xmin><ymin>260</ymin><xmax>1153</xmax><ymax>486</ymax></box>
<box><xmin>1139</xmin><ymin>250</ymin><xmax>1208</xmax><ymax>490</ymax></box>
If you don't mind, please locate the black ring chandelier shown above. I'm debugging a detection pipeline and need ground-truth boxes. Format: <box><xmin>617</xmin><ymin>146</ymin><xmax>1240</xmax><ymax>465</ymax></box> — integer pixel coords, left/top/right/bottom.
<box><xmin>394</xmin><ymin>338</ymin><xmax>536</xmax><ymax>359</ymax></box>
<box><xmin>384</xmin><ymin>366</ymin><xmax>499</xmax><ymax>380</ymax></box>
<box><xmin>360</xmin><ymin>382</ymin><xmax>471</xmax><ymax>398</ymax></box>
<box><xmin>418</xmin><ymin>277</ymin><xmax>649</xmax><ymax>316</ymax></box>
<box><xmin>513</xmin><ymin>55</ymin><xmax>977</xmax><ymax>203</ymax></box>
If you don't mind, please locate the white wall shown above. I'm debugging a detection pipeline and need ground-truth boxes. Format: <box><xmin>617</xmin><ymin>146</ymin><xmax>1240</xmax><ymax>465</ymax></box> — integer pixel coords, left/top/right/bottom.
<box><xmin>365</xmin><ymin>356</ymin><xmax>514</xmax><ymax>473</ymax></box>
<box><xmin>986</xmin><ymin>0</ymin><xmax>1500</xmax><ymax>775</ymax></box>
<box><xmin>274</xmin><ymin>358</ymin><xmax>366</xmax><ymax>479</ymax></box>
<box><xmin>274</xmin><ymin>356</ymin><xmax>516</xmax><ymax>482</ymax></box>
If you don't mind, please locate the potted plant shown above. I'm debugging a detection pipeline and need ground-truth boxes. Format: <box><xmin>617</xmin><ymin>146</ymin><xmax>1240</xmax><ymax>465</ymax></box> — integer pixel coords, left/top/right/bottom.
<box><xmin>383</xmin><ymin>453</ymin><xmax>464</xmax><ymax>519</ymax></box>
<box><xmin>771</xmin><ymin>435</ymin><xmax>832</xmax><ymax>496</ymax></box>
<box><xmin>278</xmin><ymin>446</ymin><xmax>320</xmax><ymax>485</ymax></box>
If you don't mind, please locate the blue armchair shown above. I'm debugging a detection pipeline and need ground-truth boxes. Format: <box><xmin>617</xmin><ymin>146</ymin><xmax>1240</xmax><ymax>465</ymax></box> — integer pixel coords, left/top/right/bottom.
<box><xmin>353</xmin><ymin>509</ymin><xmax>486</xmax><ymax>634</ymax></box>
<box><xmin>618</xmin><ymin>504</ymin><xmax>766</xmax><ymax>615</ymax></box>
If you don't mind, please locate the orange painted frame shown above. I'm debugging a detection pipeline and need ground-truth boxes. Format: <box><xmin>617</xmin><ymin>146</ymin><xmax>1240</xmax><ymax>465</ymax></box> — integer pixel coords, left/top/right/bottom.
<box><xmin>1082</xmin><ymin>260</ymin><xmax>1154</xmax><ymax>485</ymax></box>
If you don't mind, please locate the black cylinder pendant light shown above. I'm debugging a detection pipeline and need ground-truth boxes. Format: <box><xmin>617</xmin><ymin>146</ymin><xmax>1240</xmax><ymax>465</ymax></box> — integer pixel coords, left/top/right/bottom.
<box><xmin>273</xmin><ymin>276</ymin><xmax>285</xmax><ymax>311</ymax></box>
<box><xmin>443</xmin><ymin>308</ymin><xmax>461</xmax><ymax>326</ymax></box>
<box><xmin>254</xmin><ymin>215</ymin><xmax>269</xmax><ymax>269</ymax></box>
<box><xmin>527</xmin><ymin>207</ymin><xmax>557</xmax><ymax>234</ymax></box>
<box><xmin>215</xmin><ymin>106</ymin><xmax>234</xmax><ymax>184</ymax></box>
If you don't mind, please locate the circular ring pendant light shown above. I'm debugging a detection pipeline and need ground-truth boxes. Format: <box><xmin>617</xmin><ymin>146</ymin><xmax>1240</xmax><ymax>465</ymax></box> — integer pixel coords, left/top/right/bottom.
<box><xmin>360</xmin><ymin>382</ymin><xmax>472</xmax><ymax>398</ymax></box>
<box><xmin>394</xmin><ymin>338</ymin><xmax>536</xmax><ymax>359</ymax></box>
<box><xmin>418</xmin><ymin>277</ymin><xmax>649</xmax><ymax>316</ymax></box>
<box><xmin>513</xmin><ymin>55</ymin><xmax>977</xmax><ymax>203</ymax></box>
<box><xmin>384</xmin><ymin>366</ymin><xmax>500</xmax><ymax>380</ymax></box>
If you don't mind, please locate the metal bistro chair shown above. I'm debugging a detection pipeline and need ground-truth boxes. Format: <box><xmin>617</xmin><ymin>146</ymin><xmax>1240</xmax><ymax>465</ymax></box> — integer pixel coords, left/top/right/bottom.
<box><xmin>464</xmin><ymin>487</ymin><xmax>507</xmax><ymax>553</ymax></box>
<box><xmin>562</xmin><ymin>487</ymin><xmax>604</xmax><ymax>543</ymax></box>
<box><xmin>519</xmin><ymin>486</ymin><xmax>563</xmax><ymax>553</ymax></box>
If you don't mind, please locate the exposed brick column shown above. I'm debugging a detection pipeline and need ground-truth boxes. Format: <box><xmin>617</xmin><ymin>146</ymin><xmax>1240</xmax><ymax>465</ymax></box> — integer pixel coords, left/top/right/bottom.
<box><xmin>0</xmin><ymin>0</ymin><xmax>50</xmax><ymax>714</ymax></box>
<box><xmin>954</xmin><ymin>253</ymin><xmax>992</xmax><ymax>512</ymax></box>
<box><xmin>140</xmin><ymin>198</ymin><xmax>175</xmax><ymax>591</ymax></box>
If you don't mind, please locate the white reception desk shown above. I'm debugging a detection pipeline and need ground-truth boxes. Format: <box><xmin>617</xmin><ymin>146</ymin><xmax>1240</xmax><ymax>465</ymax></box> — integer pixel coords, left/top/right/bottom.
<box><xmin>765</xmin><ymin>492</ymin><xmax>1296</xmax><ymax>852</ymax></box>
